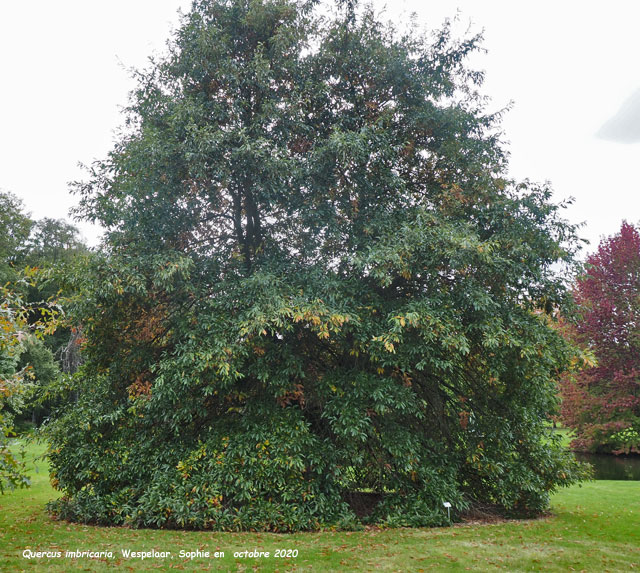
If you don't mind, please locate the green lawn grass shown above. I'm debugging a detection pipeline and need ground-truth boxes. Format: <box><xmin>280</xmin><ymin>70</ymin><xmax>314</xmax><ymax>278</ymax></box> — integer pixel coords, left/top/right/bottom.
<box><xmin>551</xmin><ymin>425</ymin><xmax>575</xmax><ymax>450</ymax></box>
<box><xmin>0</xmin><ymin>441</ymin><xmax>638</xmax><ymax>571</ymax></box>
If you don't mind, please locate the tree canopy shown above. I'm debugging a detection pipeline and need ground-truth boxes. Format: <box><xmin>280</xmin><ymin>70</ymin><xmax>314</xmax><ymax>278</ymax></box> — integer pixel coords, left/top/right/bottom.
<box><xmin>0</xmin><ymin>191</ymin><xmax>32</xmax><ymax>285</ymax></box>
<box><xmin>22</xmin><ymin>218</ymin><xmax>86</xmax><ymax>267</ymax></box>
<box><xmin>0</xmin><ymin>286</ymin><xmax>32</xmax><ymax>493</ymax></box>
<box><xmin>561</xmin><ymin>221</ymin><xmax>640</xmax><ymax>454</ymax></box>
<box><xmin>1</xmin><ymin>283</ymin><xmax>59</xmax><ymax>492</ymax></box>
<box><xmin>45</xmin><ymin>0</ymin><xmax>588</xmax><ymax>531</ymax></box>
<box><xmin>0</xmin><ymin>192</ymin><xmax>84</xmax><ymax>445</ymax></box>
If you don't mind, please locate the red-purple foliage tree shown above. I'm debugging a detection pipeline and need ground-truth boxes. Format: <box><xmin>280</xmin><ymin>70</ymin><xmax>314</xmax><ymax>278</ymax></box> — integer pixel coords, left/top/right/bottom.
<box><xmin>561</xmin><ymin>222</ymin><xmax>640</xmax><ymax>453</ymax></box>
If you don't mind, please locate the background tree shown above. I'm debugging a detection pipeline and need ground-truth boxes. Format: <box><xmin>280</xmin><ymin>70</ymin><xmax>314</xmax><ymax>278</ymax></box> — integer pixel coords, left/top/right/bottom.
<box><xmin>21</xmin><ymin>218</ymin><xmax>86</xmax><ymax>267</ymax></box>
<box><xmin>561</xmin><ymin>221</ymin><xmax>640</xmax><ymax>453</ymax></box>
<box><xmin>0</xmin><ymin>288</ymin><xmax>30</xmax><ymax>493</ymax></box>
<box><xmin>19</xmin><ymin>218</ymin><xmax>88</xmax><ymax>368</ymax></box>
<box><xmin>45</xmin><ymin>0</ymin><xmax>588</xmax><ymax>531</ymax></box>
<box><xmin>0</xmin><ymin>193</ymin><xmax>84</xmax><ymax>428</ymax></box>
<box><xmin>0</xmin><ymin>191</ymin><xmax>33</xmax><ymax>285</ymax></box>
<box><xmin>0</xmin><ymin>284</ymin><xmax>53</xmax><ymax>491</ymax></box>
<box><xmin>1</xmin><ymin>278</ymin><xmax>61</xmax><ymax>493</ymax></box>
<box><xmin>0</xmin><ymin>191</ymin><xmax>86</xmax><ymax>285</ymax></box>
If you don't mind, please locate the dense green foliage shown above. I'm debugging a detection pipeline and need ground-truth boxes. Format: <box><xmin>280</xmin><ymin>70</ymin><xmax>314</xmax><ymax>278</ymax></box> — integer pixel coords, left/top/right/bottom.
<box><xmin>0</xmin><ymin>191</ymin><xmax>85</xmax><ymax>435</ymax></box>
<box><xmin>0</xmin><ymin>193</ymin><xmax>75</xmax><ymax>489</ymax></box>
<box><xmin>0</xmin><ymin>285</ymin><xmax>58</xmax><ymax>492</ymax></box>
<box><xmin>0</xmin><ymin>287</ymin><xmax>32</xmax><ymax>492</ymax></box>
<box><xmin>46</xmin><ymin>0</ymin><xmax>588</xmax><ymax>531</ymax></box>
<box><xmin>22</xmin><ymin>218</ymin><xmax>85</xmax><ymax>267</ymax></box>
<box><xmin>0</xmin><ymin>191</ymin><xmax>33</xmax><ymax>285</ymax></box>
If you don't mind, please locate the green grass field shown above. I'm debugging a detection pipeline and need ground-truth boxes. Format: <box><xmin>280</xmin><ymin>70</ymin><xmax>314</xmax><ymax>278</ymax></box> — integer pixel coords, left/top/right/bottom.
<box><xmin>550</xmin><ymin>425</ymin><xmax>575</xmax><ymax>450</ymax></box>
<box><xmin>1</xmin><ymin>441</ymin><xmax>638</xmax><ymax>571</ymax></box>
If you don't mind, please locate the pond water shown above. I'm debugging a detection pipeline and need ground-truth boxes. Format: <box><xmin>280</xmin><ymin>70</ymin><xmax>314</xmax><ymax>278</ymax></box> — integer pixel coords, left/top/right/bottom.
<box><xmin>573</xmin><ymin>452</ymin><xmax>640</xmax><ymax>480</ymax></box>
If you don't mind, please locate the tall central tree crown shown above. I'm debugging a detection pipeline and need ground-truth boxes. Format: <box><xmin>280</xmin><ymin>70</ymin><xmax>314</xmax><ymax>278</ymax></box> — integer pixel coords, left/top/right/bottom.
<box><xmin>47</xmin><ymin>0</ymin><xmax>588</xmax><ymax>531</ymax></box>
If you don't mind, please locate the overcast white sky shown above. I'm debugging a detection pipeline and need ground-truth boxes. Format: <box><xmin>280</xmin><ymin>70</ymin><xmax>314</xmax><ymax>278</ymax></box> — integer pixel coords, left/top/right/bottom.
<box><xmin>1</xmin><ymin>1</ymin><xmax>639</xmax><ymax>254</ymax></box>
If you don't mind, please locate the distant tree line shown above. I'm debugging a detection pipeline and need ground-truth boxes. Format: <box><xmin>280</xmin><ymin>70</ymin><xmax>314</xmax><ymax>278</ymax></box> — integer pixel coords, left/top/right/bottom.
<box><xmin>0</xmin><ymin>189</ymin><xmax>87</xmax><ymax>492</ymax></box>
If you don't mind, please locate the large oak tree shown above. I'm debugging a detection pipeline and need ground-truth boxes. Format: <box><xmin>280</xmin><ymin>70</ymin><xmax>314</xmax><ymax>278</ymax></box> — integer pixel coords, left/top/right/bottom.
<box><xmin>46</xmin><ymin>0</ymin><xmax>588</xmax><ymax>530</ymax></box>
